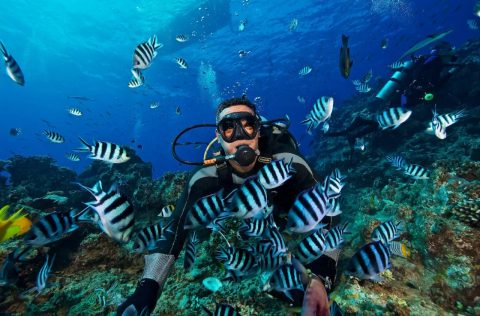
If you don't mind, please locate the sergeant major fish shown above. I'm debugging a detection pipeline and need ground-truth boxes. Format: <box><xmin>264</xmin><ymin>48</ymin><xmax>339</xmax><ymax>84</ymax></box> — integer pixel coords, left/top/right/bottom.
<box><xmin>265</xmin><ymin>264</ymin><xmax>304</xmax><ymax>302</ymax></box>
<box><xmin>184</xmin><ymin>189</ymin><xmax>236</xmax><ymax>231</ymax></box>
<box><xmin>257</xmin><ymin>158</ymin><xmax>296</xmax><ymax>189</ymax></box>
<box><xmin>425</xmin><ymin>109</ymin><xmax>467</xmax><ymax>134</ymax></box>
<box><xmin>286</xmin><ymin>183</ymin><xmax>334</xmax><ymax>234</ymax></box>
<box><xmin>0</xmin><ymin>41</ymin><xmax>25</xmax><ymax>86</ymax></box>
<box><xmin>376</xmin><ymin>107</ymin><xmax>412</xmax><ymax>130</ymax></box>
<box><xmin>66</xmin><ymin>153</ymin><xmax>80</xmax><ymax>162</ymax></box>
<box><xmin>132</xmin><ymin>220</ymin><xmax>174</xmax><ymax>253</ymax></box>
<box><xmin>301</xmin><ymin>97</ymin><xmax>334</xmax><ymax>135</ymax></box>
<box><xmin>43</xmin><ymin>130</ymin><xmax>65</xmax><ymax>143</ymax></box>
<box><xmin>24</xmin><ymin>208</ymin><xmax>89</xmax><ymax>247</ymax></box>
<box><xmin>77</xmin><ymin>181</ymin><xmax>135</xmax><ymax>243</ymax></box>
<box><xmin>132</xmin><ymin>35</ymin><xmax>163</xmax><ymax>69</ymax></box>
<box><xmin>76</xmin><ymin>137</ymin><xmax>130</xmax><ymax>164</ymax></box>
<box><xmin>128</xmin><ymin>69</ymin><xmax>144</xmax><ymax>88</ymax></box>
<box><xmin>299</xmin><ymin>66</ymin><xmax>312</xmax><ymax>76</ymax></box>
<box><xmin>184</xmin><ymin>232</ymin><xmax>199</xmax><ymax>271</ymax></box>
<box><xmin>67</xmin><ymin>108</ymin><xmax>82</xmax><ymax>116</ymax></box>
<box><xmin>216</xmin><ymin>246</ymin><xmax>258</xmax><ymax>277</ymax></box>
<box><xmin>345</xmin><ymin>240</ymin><xmax>391</xmax><ymax>282</ymax></box>
<box><xmin>228</xmin><ymin>177</ymin><xmax>268</xmax><ymax>220</ymax></box>
<box><xmin>175</xmin><ymin>34</ymin><xmax>189</xmax><ymax>42</ymax></box>
<box><xmin>175</xmin><ymin>57</ymin><xmax>188</xmax><ymax>69</ymax></box>
<box><xmin>339</xmin><ymin>34</ymin><xmax>353</xmax><ymax>79</ymax></box>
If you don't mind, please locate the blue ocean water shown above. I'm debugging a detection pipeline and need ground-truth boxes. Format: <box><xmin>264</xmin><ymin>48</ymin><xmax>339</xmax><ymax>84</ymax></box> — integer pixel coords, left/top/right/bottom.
<box><xmin>0</xmin><ymin>0</ymin><xmax>476</xmax><ymax>178</ymax></box>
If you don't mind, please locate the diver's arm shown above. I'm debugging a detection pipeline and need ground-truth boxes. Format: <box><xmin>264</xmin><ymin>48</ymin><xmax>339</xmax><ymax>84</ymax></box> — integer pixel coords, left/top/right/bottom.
<box><xmin>117</xmin><ymin>169</ymin><xmax>219</xmax><ymax>315</ymax></box>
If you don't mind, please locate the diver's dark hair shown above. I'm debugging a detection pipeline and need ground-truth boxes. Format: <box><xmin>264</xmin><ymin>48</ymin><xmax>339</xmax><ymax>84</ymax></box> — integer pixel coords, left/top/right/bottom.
<box><xmin>216</xmin><ymin>96</ymin><xmax>256</xmax><ymax>122</ymax></box>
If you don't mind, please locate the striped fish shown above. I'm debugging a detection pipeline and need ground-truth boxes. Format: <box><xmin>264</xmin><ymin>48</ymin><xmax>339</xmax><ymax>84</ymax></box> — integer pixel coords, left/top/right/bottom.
<box><xmin>376</xmin><ymin>107</ymin><xmax>412</xmax><ymax>130</ymax></box>
<box><xmin>266</xmin><ymin>264</ymin><xmax>304</xmax><ymax>302</ymax></box>
<box><xmin>355</xmin><ymin>83</ymin><xmax>372</xmax><ymax>93</ymax></box>
<box><xmin>68</xmin><ymin>108</ymin><xmax>82</xmax><ymax>116</ymax></box>
<box><xmin>132</xmin><ymin>220</ymin><xmax>174</xmax><ymax>253</ymax></box>
<box><xmin>388</xmin><ymin>61</ymin><xmax>405</xmax><ymax>70</ymax></box>
<box><xmin>388</xmin><ymin>241</ymin><xmax>410</xmax><ymax>258</ymax></box>
<box><xmin>372</xmin><ymin>220</ymin><xmax>403</xmax><ymax>244</ymax></box>
<box><xmin>43</xmin><ymin>130</ymin><xmax>65</xmax><ymax>143</ymax></box>
<box><xmin>128</xmin><ymin>69</ymin><xmax>144</xmax><ymax>88</ymax></box>
<box><xmin>132</xmin><ymin>35</ymin><xmax>163</xmax><ymax>69</ymax></box>
<box><xmin>426</xmin><ymin>109</ymin><xmax>467</xmax><ymax>134</ymax></box>
<box><xmin>202</xmin><ymin>303</ymin><xmax>240</xmax><ymax>316</ymax></box>
<box><xmin>34</xmin><ymin>253</ymin><xmax>56</xmax><ymax>294</ymax></box>
<box><xmin>323</xmin><ymin>175</ymin><xmax>345</xmax><ymax>200</ymax></box>
<box><xmin>0</xmin><ymin>41</ymin><xmax>24</xmax><ymax>86</ymax></box>
<box><xmin>258</xmin><ymin>250</ymin><xmax>290</xmax><ymax>272</ymax></box>
<box><xmin>238</xmin><ymin>217</ymin><xmax>270</xmax><ymax>240</ymax></box>
<box><xmin>386</xmin><ymin>155</ymin><xmax>408</xmax><ymax>170</ymax></box>
<box><xmin>228</xmin><ymin>177</ymin><xmax>268</xmax><ymax>219</ymax></box>
<box><xmin>158</xmin><ymin>204</ymin><xmax>175</xmax><ymax>218</ymax></box>
<box><xmin>264</xmin><ymin>225</ymin><xmax>287</xmax><ymax>256</ymax></box>
<box><xmin>24</xmin><ymin>208</ymin><xmax>88</xmax><ymax>247</ymax></box>
<box><xmin>183</xmin><ymin>232</ymin><xmax>199</xmax><ymax>271</ymax></box>
<box><xmin>246</xmin><ymin>241</ymin><xmax>273</xmax><ymax>256</ymax></box>
<box><xmin>328</xmin><ymin>196</ymin><xmax>342</xmax><ymax>217</ymax></box>
<box><xmin>0</xmin><ymin>247</ymin><xmax>32</xmax><ymax>286</ymax></box>
<box><xmin>404</xmin><ymin>164</ymin><xmax>429</xmax><ymax>180</ymax></box>
<box><xmin>66</xmin><ymin>153</ymin><xmax>80</xmax><ymax>162</ymax></box>
<box><xmin>257</xmin><ymin>158</ymin><xmax>296</xmax><ymax>189</ymax></box>
<box><xmin>286</xmin><ymin>183</ymin><xmax>332</xmax><ymax>234</ymax></box>
<box><xmin>175</xmin><ymin>34</ymin><xmax>189</xmax><ymax>42</ymax></box>
<box><xmin>324</xmin><ymin>222</ymin><xmax>350</xmax><ymax>251</ymax></box>
<box><xmin>175</xmin><ymin>57</ymin><xmax>188</xmax><ymax>69</ymax></box>
<box><xmin>299</xmin><ymin>66</ymin><xmax>312</xmax><ymax>76</ymax></box>
<box><xmin>301</xmin><ymin>97</ymin><xmax>334</xmax><ymax>135</ymax></box>
<box><xmin>78</xmin><ymin>181</ymin><xmax>135</xmax><ymax>243</ymax></box>
<box><xmin>76</xmin><ymin>137</ymin><xmax>130</xmax><ymax>164</ymax></box>
<box><xmin>345</xmin><ymin>241</ymin><xmax>391</xmax><ymax>282</ymax></box>
<box><xmin>352</xmin><ymin>79</ymin><xmax>362</xmax><ymax>86</ymax></box>
<box><xmin>184</xmin><ymin>189</ymin><xmax>236</xmax><ymax>230</ymax></box>
<box><xmin>216</xmin><ymin>247</ymin><xmax>258</xmax><ymax>277</ymax></box>
<box><xmin>296</xmin><ymin>228</ymin><xmax>327</xmax><ymax>264</ymax></box>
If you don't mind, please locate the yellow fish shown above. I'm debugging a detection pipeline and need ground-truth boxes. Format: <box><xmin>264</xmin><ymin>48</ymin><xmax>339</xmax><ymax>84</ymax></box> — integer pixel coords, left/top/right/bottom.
<box><xmin>0</xmin><ymin>205</ymin><xmax>32</xmax><ymax>243</ymax></box>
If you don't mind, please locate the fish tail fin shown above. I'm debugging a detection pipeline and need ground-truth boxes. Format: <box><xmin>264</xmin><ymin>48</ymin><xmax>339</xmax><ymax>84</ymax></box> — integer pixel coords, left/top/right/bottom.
<box><xmin>342</xmin><ymin>34</ymin><xmax>349</xmax><ymax>46</ymax></box>
<box><xmin>300</xmin><ymin>118</ymin><xmax>314</xmax><ymax>135</ymax></box>
<box><xmin>75</xmin><ymin>137</ymin><xmax>92</xmax><ymax>152</ymax></box>
<box><xmin>0</xmin><ymin>41</ymin><xmax>8</xmax><ymax>57</ymax></box>
<box><xmin>455</xmin><ymin>108</ymin><xmax>467</xmax><ymax>120</ymax></box>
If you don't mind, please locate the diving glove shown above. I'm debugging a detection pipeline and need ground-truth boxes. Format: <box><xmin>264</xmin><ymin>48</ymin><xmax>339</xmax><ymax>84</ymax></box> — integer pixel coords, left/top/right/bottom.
<box><xmin>117</xmin><ymin>253</ymin><xmax>175</xmax><ymax>316</ymax></box>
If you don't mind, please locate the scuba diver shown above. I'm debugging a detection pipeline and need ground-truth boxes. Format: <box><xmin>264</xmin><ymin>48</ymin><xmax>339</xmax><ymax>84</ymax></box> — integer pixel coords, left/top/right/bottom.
<box><xmin>116</xmin><ymin>96</ymin><xmax>337</xmax><ymax>315</ymax></box>
<box><xmin>326</xmin><ymin>42</ymin><xmax>459</xmax><ymax>159</ymax></box>
<box><xmin>376</xmin><ymin>42</ymin><xmax>459</xmax><ymax>108</ymax></box>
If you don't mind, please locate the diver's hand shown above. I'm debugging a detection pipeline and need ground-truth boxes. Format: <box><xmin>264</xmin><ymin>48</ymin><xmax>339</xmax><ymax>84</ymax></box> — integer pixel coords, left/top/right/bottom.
<box><xmin>301</xmin><ymin>278</ymin><xmax>329</xmax><ymax>316</ymax></box>
<box><xmin>116</xmin><ymin>278</ymin><xmax>160</xmax><ymax>316</ymax></box>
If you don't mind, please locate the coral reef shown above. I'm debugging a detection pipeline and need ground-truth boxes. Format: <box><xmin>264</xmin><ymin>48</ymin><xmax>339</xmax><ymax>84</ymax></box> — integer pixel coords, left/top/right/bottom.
<box><xmin>1</xmin><ymin>39</ymin><xmax>480</xmax><ymax>316</ymax></box>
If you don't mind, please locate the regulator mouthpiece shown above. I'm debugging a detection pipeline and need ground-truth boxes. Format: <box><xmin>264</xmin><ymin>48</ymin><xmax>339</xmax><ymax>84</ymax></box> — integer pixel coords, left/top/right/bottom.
<box><xmin>234</xmin><ymin>145</ymin><xmax>257</xmax><ymax>166</ymax></box>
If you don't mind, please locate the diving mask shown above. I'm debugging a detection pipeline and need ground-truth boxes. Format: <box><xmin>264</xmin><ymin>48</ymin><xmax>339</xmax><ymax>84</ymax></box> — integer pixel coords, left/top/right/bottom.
<box><xmin>217</xmin><ymin>112</ymin><xmax>260</xmax><ymax>143</ymax></box>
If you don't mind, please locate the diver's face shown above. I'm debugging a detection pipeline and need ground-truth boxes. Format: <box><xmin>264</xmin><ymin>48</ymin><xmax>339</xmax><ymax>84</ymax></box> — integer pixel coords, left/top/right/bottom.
<box><xmin>216</xmin><ymin>105</ymin><xmax>259</xmax><ymax>156</ymax></box>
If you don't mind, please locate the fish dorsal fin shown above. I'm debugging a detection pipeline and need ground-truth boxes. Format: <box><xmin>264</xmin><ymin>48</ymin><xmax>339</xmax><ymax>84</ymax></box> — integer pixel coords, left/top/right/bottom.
<box><xmin>108</xmin><ymin>182</ymin><xmax>119</xmax><ymax>194</ymax></box>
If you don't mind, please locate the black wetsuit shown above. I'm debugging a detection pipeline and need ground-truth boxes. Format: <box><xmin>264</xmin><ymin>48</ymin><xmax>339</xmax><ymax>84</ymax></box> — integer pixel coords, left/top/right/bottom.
<box><xmin>158</xmin><ymin>127</ymin><xmax>339</xmax><ymax>303</ymax></box>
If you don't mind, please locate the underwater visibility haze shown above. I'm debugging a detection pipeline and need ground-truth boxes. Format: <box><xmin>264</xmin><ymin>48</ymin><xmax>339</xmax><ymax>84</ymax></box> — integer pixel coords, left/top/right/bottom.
<box><xmin>0</xmin><ymin>0</ymin><xmax>479</xmax><ymax>315</ymax></box>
